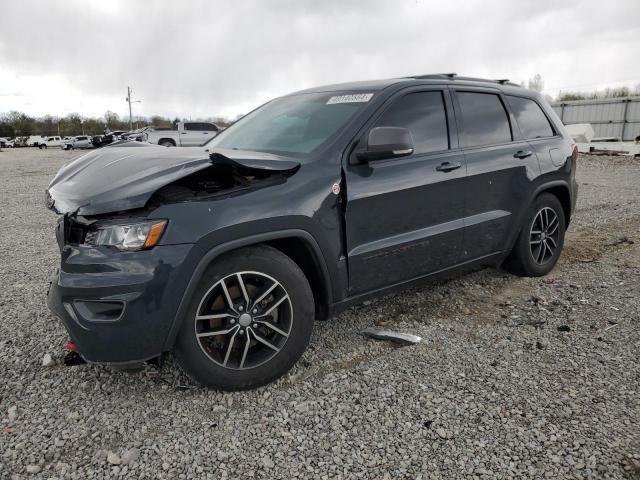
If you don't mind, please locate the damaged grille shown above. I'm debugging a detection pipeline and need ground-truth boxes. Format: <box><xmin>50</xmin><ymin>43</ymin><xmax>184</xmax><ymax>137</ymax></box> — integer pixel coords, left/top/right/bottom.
<box><xmin>60</xmin><ymin>215</ymin><xmax>94</xmax><ymax>245</ymax></box>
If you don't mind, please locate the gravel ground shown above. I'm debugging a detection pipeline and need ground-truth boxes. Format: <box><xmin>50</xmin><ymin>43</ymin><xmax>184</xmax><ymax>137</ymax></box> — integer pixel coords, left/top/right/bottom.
<box><xmin>0</xmin><ymin>148</ymin><xmax>639</xmax><ymax>479</ymax></box>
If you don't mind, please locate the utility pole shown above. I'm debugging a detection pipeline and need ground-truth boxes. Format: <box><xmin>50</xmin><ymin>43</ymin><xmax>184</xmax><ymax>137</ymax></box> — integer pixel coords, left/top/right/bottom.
<box><xmin>126</xmin><ymin>86</ymin><xmax>133</xmax><ymax>131</ymax></box>
<box><xmin>125</xmin><ymin>86</ymin><xmax>142</xmax><ymax>131</ymax></box>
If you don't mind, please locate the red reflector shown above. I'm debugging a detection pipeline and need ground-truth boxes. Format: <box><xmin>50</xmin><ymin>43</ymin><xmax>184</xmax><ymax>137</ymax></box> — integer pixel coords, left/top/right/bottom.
<box><xmin>65</xmin><ymin>340</ymin><xmax>77</xmax><ymax>352</ymax></box>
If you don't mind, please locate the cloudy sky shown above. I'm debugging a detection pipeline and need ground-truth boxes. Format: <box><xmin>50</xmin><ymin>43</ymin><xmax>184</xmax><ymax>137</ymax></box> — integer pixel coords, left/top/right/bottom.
<box><xmin>1</xmin><ymin>0</ymin><xmax>639</xmax><ymax>120</ymax></box>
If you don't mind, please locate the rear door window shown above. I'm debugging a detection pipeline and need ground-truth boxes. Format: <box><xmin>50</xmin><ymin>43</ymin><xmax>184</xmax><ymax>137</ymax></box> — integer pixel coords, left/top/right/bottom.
<box><xmin>506</xmin><ymin>95</ymin><xmax>555</xmax><ymax>139</ymax></box>
<box><xmin>457</xmin><ymin>92</ymin><xmax>512</xmax><ymax>147</ymax></box>
<box><xmin>373</xmin><ymin>91</ymin><xmax>449</xmax><ymax>154</ymax></box>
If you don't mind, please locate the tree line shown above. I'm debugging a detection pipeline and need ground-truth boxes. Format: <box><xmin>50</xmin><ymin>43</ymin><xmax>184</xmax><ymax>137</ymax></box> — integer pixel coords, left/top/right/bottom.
<box><xmin>0</xmin><ymin>111</ymin><xmax>233</xmax><ymax>138</ymax></box>
<box><xmin>525</xmin><ymin>74</ymin><xmax>640</xmax><ymax>102</ymax></box>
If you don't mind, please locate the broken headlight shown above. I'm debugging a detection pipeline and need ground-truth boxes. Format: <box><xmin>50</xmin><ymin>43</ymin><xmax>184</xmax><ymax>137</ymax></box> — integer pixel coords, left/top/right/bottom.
<box><xmin>85</xmin><ymin>220</ymin><xmax>167</xmax><ymax>251</ymax></box>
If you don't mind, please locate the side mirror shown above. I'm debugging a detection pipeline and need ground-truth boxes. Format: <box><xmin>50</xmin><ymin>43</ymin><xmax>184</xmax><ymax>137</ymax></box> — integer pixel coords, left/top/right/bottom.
<box><xmin>357</xmin><ymin>126</ymin><xmax>414</xmax><ymax>162</ymax></box>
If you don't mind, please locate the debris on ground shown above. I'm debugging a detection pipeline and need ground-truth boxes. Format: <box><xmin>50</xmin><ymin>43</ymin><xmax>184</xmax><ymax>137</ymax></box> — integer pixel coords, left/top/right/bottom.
<box><xmin>362</xmin><ymin>328</ymin><xmax>422</xmax><ymax>345</ymax></box>
<box><xmin>41</xmin><ymin>353</ymin><xmax>54</xmax><ymax>367</ymax></box>
<box><xmin>121</xmin><ymin>448</ymin><xmax>140</xmax><ymax>465</ymax></box>
<box><xmin>557</xmin><ymin>325</ymin><xmax>572</xmax><ymax>332</ymax></box>
<box><xmin>63</xmin><ymin>351</ymin><xmax>86</xmax><ymax>366</ymax></box>
<box><xmin>7</xmin><ymin>406</ymin><xmax>17</xmax><ymax>422</ymax></box>
<box><xmin>606</xmin><ymin>236</ymin><xmax>635</xmax><ymax>247</ymax></box>
<box><xmin>374</xmin><ymin>318</ymin><xmax>393</xmax><ymax>327</ymax></box>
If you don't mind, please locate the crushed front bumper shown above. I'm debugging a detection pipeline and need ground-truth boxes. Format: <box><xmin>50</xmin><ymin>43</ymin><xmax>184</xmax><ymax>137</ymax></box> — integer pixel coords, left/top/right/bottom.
<box><xmin>47</xmin><ymin>242</ymin><xmax>203</xmax><ymax>364</ymax></box>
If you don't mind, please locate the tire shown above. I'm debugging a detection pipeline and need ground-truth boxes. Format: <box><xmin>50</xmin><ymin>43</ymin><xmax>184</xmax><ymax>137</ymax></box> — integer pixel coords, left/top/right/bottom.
<box><xmin>504</xmin><ymin>192</ymin><xmax>566</xmax><ymax>277</ymax></box>
<box><xmin>175</xmin><ymin>245</ymin><xmax>314</xmax><ymax>390</ymax></box>
<box><xmin>39</xmin><ymin>144</ymin><xmax>46</xmax><ymax>149</ymax></box>
<box><xmin>159</xmin><ymin>139</ymin><xmax>175</xmax><ymax>147</ymax></box>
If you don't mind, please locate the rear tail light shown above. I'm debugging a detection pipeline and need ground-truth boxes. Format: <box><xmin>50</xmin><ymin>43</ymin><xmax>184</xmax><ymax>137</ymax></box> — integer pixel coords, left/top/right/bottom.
<box><xmin>571</xmin><ymin>144</ymin><xmax>579</xmax><ymax>163</ymax></box>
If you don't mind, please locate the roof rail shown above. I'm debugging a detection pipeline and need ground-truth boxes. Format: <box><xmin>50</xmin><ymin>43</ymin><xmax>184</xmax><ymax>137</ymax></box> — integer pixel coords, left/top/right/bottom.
<box><xmin>410</xmin><ymin>73</ymin><xmax>457</xmax><ymax>80</ymax></box>
<box><xmin>406</xmin><ymin>73</ymin><xmax>520</xmax><ymax>87</ymax></box>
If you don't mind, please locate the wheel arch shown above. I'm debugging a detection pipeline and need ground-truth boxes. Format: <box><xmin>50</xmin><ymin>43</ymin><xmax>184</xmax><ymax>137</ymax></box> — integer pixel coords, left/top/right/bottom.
<box><xmin>540</xmin><ymin>183</ymin><xmax>572</xmax><ymax>226</ymax></box>
<box><xmin>502</xmin><ymin>180</ymin><xmax>573</xmax><ymax>263</ymax></box>
<box><xmin>158</xmin><ymin>137</ymin><xmax>176</xmax><ymax>146</ymax></box>
<box><xmin>162</xmin><ymin>229</ymin><xmax>333</xmax><ymax>351</ymax></box>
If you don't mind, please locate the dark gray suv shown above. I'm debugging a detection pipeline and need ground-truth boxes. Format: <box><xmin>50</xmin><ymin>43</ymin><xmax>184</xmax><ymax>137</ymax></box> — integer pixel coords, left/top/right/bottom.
<box><xmin>46</xmin><ymin>74</ymin><xmax>578</xmax><ymax>390</ymax></box>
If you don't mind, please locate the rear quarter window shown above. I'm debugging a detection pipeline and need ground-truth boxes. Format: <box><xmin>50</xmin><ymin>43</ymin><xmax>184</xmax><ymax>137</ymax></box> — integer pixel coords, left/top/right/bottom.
<box><xmin>506</xmin><ymin>95</ymin><xmax>555</xmax><ymax>139</ymax></box>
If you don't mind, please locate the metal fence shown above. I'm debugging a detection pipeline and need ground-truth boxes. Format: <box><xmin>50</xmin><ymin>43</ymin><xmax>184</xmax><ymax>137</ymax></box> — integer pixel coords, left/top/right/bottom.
<box><xmin>551</xmin><ymin>96</ymin><xmax>640</xmax><ymax>141</ymax></box>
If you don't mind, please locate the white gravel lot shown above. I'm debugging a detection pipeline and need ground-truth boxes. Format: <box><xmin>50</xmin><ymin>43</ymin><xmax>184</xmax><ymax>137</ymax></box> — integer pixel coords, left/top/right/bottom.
<box><xmin>0</xmin><ymin>148</ymin><xmax>639</xmax><ymax>479</ymax></box>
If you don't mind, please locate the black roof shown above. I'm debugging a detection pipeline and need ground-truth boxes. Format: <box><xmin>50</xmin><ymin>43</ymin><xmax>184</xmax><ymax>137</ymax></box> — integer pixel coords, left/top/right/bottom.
<box><xmin>294</xmin><ymin>73</ymin><xmax>526</xmax><ymax>95</ymax></box>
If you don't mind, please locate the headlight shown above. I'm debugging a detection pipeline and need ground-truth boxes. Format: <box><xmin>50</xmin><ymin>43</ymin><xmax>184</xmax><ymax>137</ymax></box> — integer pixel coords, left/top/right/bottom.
<box><xmin>85</xmin><ymin>220</ymin><xmax>167</xmax><ymax>251</ymax></box>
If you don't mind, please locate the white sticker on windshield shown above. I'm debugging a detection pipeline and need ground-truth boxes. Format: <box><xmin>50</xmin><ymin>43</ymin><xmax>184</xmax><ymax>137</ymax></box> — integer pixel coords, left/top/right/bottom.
<box><xmin>326</xmin><ymin>93</ymin><xmax>374</xmax><ymax>105</ymax></box>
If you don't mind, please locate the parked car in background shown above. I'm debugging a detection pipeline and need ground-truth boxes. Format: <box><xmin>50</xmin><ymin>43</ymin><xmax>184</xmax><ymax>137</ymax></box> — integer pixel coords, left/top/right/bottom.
<box><xmin>0</xmin><ymin>137</ymin><xmax>13</xmax><ymax>148</ymax></box>
<box><xmin>27</xmin><ymin>135</ymin><xmax>45</xmax><ymax>147</ymax></box>
<box><xmin>45</xmin><ymin>74</ymin><xmax>578</xmax><ymax>390</ymax></box>
<box><xmin>38</xmin><ymin>136</ymin><xmax>64</xmax><ymax>149</ymax></box>
<box><xmin>92</xmin><ymin>132</ymin><xmax>124</xmax><ymax>147</ymax></box>
<box><xmin>143</xmin><ymin>122</ymin><xmax>220</xmax><ymax>147</ymax></box>
<box><xmin>125</xmin><ymin>126</ymin><xmax>173</xmax><ymax>141</ymax></box>
<box><xmin>62</xmin><ymin>136</ymin><xmax>94</xmax><ymax>150</ymax></box>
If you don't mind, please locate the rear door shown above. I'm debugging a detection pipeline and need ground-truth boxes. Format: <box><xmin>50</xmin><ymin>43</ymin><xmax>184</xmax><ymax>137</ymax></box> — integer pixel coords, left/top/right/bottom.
<box><xmin>344</xmin><ymin>88</ymin><xmax>466</xmax><ymax>294</ymax></box>
<box><xmin>451</xmin><ymin>88</ymin><xmax>539</xmax><ymax>260</ymax></box>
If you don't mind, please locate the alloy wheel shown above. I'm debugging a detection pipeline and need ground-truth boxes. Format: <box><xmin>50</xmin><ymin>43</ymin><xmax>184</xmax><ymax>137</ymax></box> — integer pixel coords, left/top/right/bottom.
<box><xmin>194</xmin><ymin>271</ymin><xmax>293</xmax><ymax>370</ymax></box>
<box><xmin>529</xmin><ymin>206</ymin><xmax>560</xmax><ymax>265</ymax></box>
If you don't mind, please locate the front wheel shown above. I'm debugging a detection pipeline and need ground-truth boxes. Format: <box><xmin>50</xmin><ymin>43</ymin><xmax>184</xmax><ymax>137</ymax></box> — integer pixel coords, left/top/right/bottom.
<box><xmin>39</xmin><ymin>144</ymin><xmax>46</xmax><ymax>149</ymax></box>
<box><xmin>175</xmin><ymin>245</ymin><xmax>314</xmax><ymax>390</ymax></box>
<box><xmin>504</xmin><ymin>193</ymin><xmax>566</xmax><ymax>277</ymax></box>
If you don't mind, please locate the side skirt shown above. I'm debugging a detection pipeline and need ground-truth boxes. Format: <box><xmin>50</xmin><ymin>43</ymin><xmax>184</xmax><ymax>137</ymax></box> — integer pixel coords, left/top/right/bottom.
<box><xmin>330</xmin><ymin>251</ymin><xmax>505</xmax><ymax>316</ymax></box>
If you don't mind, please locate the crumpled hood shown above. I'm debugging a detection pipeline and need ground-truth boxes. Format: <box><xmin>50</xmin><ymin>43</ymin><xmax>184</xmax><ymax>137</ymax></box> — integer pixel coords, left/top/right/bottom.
<box><xmin>46</xmin><ymin>145</ymin><xmax>300</xmax><ymax>215</ymax></box>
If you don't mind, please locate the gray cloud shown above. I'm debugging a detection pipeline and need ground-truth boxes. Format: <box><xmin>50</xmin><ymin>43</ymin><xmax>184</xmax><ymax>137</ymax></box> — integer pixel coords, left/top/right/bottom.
<box><xmin>1</xmin><ymin>0</ymin><xmax>639</xmax><ymax>119</ymax></box>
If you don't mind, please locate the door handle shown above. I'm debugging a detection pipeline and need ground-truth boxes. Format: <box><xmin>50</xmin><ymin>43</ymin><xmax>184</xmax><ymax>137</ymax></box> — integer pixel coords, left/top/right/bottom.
<box><xmin>436</xmin><ymin>161</ymin><xmax>462</xmax><ymax>172</ymax></box>
<box><xmin>513</xmin><ymin>150</ymin><xmax>533</xmax><ymax>159</ymax></box>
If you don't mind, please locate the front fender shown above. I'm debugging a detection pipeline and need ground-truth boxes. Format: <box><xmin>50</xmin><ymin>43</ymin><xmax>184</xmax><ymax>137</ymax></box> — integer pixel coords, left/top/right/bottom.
<box><xmin>161</xmin><ymin>228</ymin><xmax>334</xmax><ymax>351</ymax></box>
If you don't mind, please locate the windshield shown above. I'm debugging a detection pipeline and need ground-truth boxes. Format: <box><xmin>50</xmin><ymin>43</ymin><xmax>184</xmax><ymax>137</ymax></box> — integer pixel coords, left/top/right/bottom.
<box><xmin>205</xmin><ymin>91</ymin><xmax>374</xmax><ymax>156</ymax></box>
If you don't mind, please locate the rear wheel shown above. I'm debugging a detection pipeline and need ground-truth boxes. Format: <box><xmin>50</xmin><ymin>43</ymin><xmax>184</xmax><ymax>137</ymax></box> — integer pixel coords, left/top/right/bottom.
<box><xmin>504</xmin><ymin>193</ymin><xmax>565</xmax><ymax>277</ymax></box>
<box><xmin>159</xmin><ymin>139</ymin><xmax>175</xmax><ymax>147</ymax></box>
<box><xmin>39</xmin><ymin>144</ymin><xmax>46</xmax><ymax>149</ymax></box>
<box><xmin>175</xmin><ymin>246</ymin><xmax>314</xmax><ymax>390</ymax></box>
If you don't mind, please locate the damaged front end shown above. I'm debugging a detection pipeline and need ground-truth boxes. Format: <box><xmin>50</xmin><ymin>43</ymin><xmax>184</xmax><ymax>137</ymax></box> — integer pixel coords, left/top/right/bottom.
<box><xmin>46</xmin><ymin>146</ymin><xmax>300</xmax><ymax>216</ymax></box>
<box><xmin>45</xmin><ymin>146</ymin><xmax>301</xmax><ymax>364</ymax></box>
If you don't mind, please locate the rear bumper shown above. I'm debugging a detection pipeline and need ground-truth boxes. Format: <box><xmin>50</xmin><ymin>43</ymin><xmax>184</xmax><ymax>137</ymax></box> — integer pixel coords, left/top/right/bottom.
<box><xmin>47</xmin><ymin>243</ymin><xmax>203</xmax><ymax>363</ymax></box>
